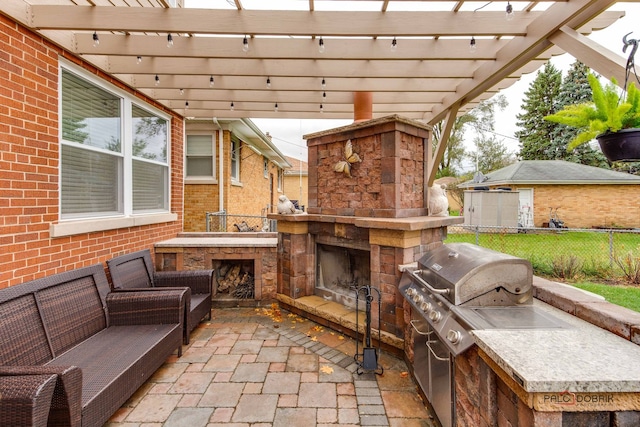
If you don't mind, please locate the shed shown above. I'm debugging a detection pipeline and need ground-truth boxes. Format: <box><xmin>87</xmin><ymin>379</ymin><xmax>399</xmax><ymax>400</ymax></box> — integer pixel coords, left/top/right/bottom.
<box><xmin>458</xmin><ymin>160</ymin><xmax>640</xmax><ymax>229</ymax></box>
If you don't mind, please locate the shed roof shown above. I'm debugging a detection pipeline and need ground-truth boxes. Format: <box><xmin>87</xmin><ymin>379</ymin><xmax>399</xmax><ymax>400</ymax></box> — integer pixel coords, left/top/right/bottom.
<box><xmin>458</xmin><ymin>160</ymin><xmax>640</xmax><ymax>187</ymax></box>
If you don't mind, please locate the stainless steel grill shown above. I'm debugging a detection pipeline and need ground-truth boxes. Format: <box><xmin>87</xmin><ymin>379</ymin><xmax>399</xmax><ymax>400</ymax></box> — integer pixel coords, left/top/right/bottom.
<box><xmin>399</xmin><ymin>242</ymin><xmax>568</xmax><ymax>427</ymax></box>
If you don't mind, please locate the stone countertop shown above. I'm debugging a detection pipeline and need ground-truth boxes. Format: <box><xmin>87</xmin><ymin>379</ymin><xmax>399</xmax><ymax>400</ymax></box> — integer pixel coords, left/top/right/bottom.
<box><xmin>155</xmin><ymin>237</ymin><xmax>278</xmax><ymax>248</ymax></box>
<box><xmin>471</xmin><ymin>299</ymin><xmax>640</xmax><ymax>394</ymax></box>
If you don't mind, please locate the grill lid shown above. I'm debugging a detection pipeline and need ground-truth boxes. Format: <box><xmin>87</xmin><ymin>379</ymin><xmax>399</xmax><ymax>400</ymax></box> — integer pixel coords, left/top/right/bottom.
<box><xmin>416</xmin><ymin>243</ymin><xmax>532</xmax><ymax>306</ymax></box>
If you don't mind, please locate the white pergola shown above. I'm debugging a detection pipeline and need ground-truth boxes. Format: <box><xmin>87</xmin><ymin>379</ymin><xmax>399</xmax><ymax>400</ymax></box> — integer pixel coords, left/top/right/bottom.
<box><xmin>0</xmin><ymin>0</ymin><xmax>633</xmax><ymax>180</ymax></box>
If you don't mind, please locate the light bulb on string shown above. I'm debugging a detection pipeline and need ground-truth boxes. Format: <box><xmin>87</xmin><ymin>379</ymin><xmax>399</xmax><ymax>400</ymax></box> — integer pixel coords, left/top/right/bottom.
<box><xmin>230</xmin><ymin>101</ymin><xmax>234</xmax><ymax>111</ymax></box>
<box><xmin>320</xmin><ymin>104</ymin><xmax>324</xmax><ymax>113</ymax></box>
<box><xmin>321</xmin><ymin>78</ymin><xmax>326</xmax><ymax>89</ymax></box>
<box><xmin>180</xmin><ymin>88</ymin><xmax>184</xmax><ymax>96</ymax></box>
<box><xmin>167</xmin><ymin>33</ymin><xmax>173</xmax><ymax>48</ymax></box>
<box><xmin>154</xmin><ymin>75</ymin><xmax>160</xmax><ymax>86</ymax></box>
<box><xmin>318</xmin><ymin>37</ymin><xmax>325</xmax><ymax>53</ymax></box>
<box><xmin>185</xmin><ymin>101</ymin><xmax>189</xmax><ymax>109</ymax></box>
<box><xmin>136</xmin><ymin>56</ymin><xmax>142</xmax><ymax>64</ymax></box>
<box><xmin>92</xmin><ymin>31</ymin><xmax>99</xmax><ymax>47</ymax></box>
<box><xmin>506</xmin><ymin>2</ymin><xmax>514</xmax><ymax>20</ymax></box>
<box><xmin>391</xmin><ymin>37</ymin><xmax>397</xmax><ymax>52</ymax></box>
<box><xmin>266</xmin><ymin>77</ymin><xmax>271</xmax><ymax>89</ymax></box>
<box><xmin>323</xmin><ymin>91</ymin><xmax>327</xmax><ymax>100</ymax></box>
<box><xmin>274</xmin><ymin>103</ymin><xmax>278</xmax><ymax>112</ymax></box>
<box><xmin>469</xmin><ymin>37</ymin><xmax>477</xmax><ymax>53</ymax></box>
<box><xmin>209</xmin><ymin>76</ymin><xmax>215</xmax><ymax>87</ymax></box>
<box><xmin>242</xmin><ymin>36</ymin><xmax>249</xmax><ymax>52</ymax></box>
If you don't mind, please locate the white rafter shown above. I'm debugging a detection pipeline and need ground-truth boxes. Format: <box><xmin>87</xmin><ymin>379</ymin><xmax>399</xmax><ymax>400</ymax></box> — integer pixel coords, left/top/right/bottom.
<box><xmin>0</xmin><ymin>0</ymin><xmax>629</xmax><ymax>122</ymax></box>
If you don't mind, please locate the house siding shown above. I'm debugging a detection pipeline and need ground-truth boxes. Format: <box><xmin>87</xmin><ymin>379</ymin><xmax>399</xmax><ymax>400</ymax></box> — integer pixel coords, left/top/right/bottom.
<box><xmin>0</xmin><ymin>14</ymin><xmax>184</xmax><ymax>289</ymax></box>
<box><xmin>507</xmin><ymin>184</ymin><xmax>640</xmax><ymax>229</ymax></box>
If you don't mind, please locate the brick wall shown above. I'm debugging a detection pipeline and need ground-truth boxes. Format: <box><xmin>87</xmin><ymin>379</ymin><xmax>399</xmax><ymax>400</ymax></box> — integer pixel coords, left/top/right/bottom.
<box><xmin>0</xmin><ymin>15</ymin><xmax>183</xmax><ymax>288</ymax></box>
<box><xmin>183</xmin><ymin>127</ymin><xmax>282</xmax><ymax>232</ymax></box>
<box><xmin>510</xmin><ymin>184</ymin><xmax>640</xmax><ymax>228</ymax></box>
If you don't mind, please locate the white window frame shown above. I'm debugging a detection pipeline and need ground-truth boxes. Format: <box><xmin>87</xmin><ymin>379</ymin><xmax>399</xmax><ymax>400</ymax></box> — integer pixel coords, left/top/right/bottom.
<box><xmin>277</xmin><ymin>168</ymin><xmax>283</xmax><ymax>191</ymax></box>
<box><xmin>230</xmin><ymin>138</ymin><xmax>240</xmax><ymax>183</ymax></box>
<box><xmin>185</xmin><ymin>133</ymin><xmax>217</xmax><ymax>184</ymax></box>
<box><xmin>52</xmin><ymin>59</ymin><xmax>175</xmax><ymax>237</ymax></box>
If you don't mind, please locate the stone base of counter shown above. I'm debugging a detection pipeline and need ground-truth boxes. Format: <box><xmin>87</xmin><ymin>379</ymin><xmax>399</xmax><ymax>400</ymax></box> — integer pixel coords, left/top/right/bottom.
<box><xmin>454</xmin><ymin>346</ymin><xmax>640</xmax><ymax>427</ymax></box>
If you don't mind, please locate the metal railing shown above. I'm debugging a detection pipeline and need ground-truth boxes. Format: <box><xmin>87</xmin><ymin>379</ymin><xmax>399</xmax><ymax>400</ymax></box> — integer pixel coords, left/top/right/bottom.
<box><xmin>205</xmin><ymin>209</ymin><xmax>277</xmax><ymax>232</ymax></box>
<box><xmin>446</xmin><ymin>225</ymin><xmax>640</xmax><ymax>282</ymax></box>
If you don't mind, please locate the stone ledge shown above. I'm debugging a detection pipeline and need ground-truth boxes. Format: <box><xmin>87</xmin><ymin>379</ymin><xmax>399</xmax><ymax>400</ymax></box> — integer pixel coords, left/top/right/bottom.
<box><xmin>276</xmin><ymin>294</ymin><xmax>405</xmax><ymax>353</ymax></box>
<box><xmin>533</xmin><ymin>276</ymin><xmax>640</xmax><ymax>343</ymax></box>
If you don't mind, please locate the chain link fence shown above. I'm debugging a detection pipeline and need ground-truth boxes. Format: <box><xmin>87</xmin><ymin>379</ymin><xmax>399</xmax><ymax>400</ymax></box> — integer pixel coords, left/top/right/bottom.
<box><xmin>206</xmin><ymin>209</ymin><xmax>277</xmax><ymax>232</ymax></box>
<box><xmin>446</xmin><ymin>225</ymin><xmax>640</xmax><ymax>283</ymax></box>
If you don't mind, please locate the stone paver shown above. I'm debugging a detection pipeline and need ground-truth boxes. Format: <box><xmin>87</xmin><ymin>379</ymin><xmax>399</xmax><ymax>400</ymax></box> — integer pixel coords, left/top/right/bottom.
<box><xmin>106</xmin><ymin>307</ymin><xmax>436</xmax><ymax>426</ymax></box>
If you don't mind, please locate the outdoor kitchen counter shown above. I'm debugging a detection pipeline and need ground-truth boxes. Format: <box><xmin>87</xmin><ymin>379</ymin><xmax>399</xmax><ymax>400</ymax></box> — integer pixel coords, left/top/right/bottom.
<box><xmin>472</xmin><ymin>298</ymin><xmax>640</xmax><ymax>399</ymax></box>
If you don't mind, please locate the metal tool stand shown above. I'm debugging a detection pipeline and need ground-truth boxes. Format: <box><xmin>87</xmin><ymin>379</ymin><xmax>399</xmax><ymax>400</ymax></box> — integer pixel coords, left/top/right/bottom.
<box><xmin>354</xmin><ymin>285</ymin><xmax>384</xmax><ymax>375</ymax></box>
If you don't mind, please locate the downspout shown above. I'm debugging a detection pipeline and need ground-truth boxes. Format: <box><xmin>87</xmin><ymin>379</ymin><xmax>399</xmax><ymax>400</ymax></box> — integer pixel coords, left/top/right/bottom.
<box><xmin>213</xmin><ymin>118</ymin><xmax>224</xmax><ymax>212</ymax></box>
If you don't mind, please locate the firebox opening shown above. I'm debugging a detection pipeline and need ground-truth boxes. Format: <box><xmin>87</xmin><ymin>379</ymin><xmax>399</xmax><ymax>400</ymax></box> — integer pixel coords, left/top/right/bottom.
<box><xmin>316</xmin><ymin>244</ymin><xmax>370</xmax><ymax>310</ymax></box>
<box><xmin>212</xmin><ymin>259</ymin><xmax>255</xmax><ymax>300</ymax></box>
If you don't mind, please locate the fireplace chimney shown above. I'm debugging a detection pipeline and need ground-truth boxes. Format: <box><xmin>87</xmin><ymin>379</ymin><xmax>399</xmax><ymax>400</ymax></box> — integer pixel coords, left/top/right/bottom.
<box><xmin>353</xmin><ymin>91</ymin><xmax>373</xmax><ymax>122</ymax></box>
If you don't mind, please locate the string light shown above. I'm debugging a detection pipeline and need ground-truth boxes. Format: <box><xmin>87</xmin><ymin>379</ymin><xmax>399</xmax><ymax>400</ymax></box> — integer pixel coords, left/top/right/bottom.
<box><xmin>469</xmin><ymin>37</ymin><xmax>477</xmax><ymax>53</ymax></box>
<box><xmin>323</xmin><ymin>91</ymin><xmax>327</xmax><ymax>99</ymax></box>
<box><xmin>230</xmin><ymin>101</ymin><xmax>235</xmax><ymax>111</ymax></box>
<box><xmin>242</xmin><ymin>36</ymin><xmax>249</xmax><ymax>52</ymax></box>
<box><xmin>506</xmin><ymin>2</ymin><xmax>514</xmax><ymax>20</ymax></box>
<box><xmin>136</xmin><ymin>56</ymin><xmax>142</xmax><ymax>64</ymax></box>
<box><xmin>209</xmin><ymin>76</ymin><xmax>215</xmax><ymax>87</ymax></box>
<box><xmin>318</xmin><ymin>37</ymin><xmax>325</xmax><ymax>53</ymax></box>
<box><xmin>180</xmin><ymin>88</ymin><xmax>184</xmax><ymax>95</ymax></box>
<box><xmin>391</xmin><ymin>37</ymin><xmax>397</xmax><ymax>52</ymax></box>
<box><xmin>167</xmin><ymin>33</ymin><xmax>174</xmax><ymax>48</ymax></box>
<box><xmin>320</xmin><ymin>104</ymin><xmax>324</xmax><ymax>113</ymax></box>
<box><xmin>321</xmin><ymin>78</ymin><xmax>326</xmax><ymax>89</ymax></box>
<box><xmin>266</xmin><ymin>77</ymin><xmax>271</xmax><ymax>89</ymax></box>
<box><xmin>92</xmin><ymin>31</ymin><xmax>99</xmax><ymax>47</ymax></box>
<box><xmin>154</xmin><ymin>74</ymin><xmax>160</xmax><ymax>86</ymax></box>
<box><xmin>185</xmin><ymin>101</ymin><xmax>189</xmax><ymax>109</ymax></box>
<box><xmin>274</xmin><ymin>103</ymin><xmax>278</xmax><ymax>112</ymax></box>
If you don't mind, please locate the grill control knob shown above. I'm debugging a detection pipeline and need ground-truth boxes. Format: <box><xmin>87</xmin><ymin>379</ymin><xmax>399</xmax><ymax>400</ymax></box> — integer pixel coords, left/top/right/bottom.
<box><xmin>406</xmin><ymin>288</ymin><xmax>417</xmax><ymax>297</ymax></box>
<box><xmin>428</xmin><ymin>310</ymin><xmax>442</xmax><ymax>323</ymax></box>
<box><xmin>420</xmin><ymin>301</ymin><xmax>432</xmax><ymax>312</ymax></box>
<box><xmin>413</xmin><ymin>294</ymin><xmax>424</xmax><ymax>304</ymax></box>
<box><xmin>447</xmin><ymin>330</ymin><xmax>462</xmax><ymax>344</ymax></box>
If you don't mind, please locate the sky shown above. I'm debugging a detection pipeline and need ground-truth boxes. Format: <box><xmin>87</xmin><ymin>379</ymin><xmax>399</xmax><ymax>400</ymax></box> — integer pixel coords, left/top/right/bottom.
<box><xmin>251</xmin><ymin>3</ymin><xmax>640</xmax><ymax>166</ymax></box>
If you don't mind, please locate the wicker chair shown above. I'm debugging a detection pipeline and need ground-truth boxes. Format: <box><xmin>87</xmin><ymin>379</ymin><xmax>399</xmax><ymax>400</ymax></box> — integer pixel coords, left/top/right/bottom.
<box><xmin>107</xmin><ymin>249</ymin><xmax>213</xmax><ymax>344</ymax></box>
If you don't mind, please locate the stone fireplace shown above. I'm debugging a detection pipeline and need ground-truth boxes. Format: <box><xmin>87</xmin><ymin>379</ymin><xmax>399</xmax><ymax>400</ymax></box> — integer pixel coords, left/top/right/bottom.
<box><xmin>271</xmin><ymin>115</ymin><xmax>462</xmax><ymax>338</ymax></box>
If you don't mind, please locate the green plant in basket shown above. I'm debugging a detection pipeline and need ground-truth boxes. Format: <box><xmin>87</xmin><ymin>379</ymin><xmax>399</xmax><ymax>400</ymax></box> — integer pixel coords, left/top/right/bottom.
<box><xmin>544</xmin><ymin>73</ymin><xmax>640</xmax><ymax>150</ymax></box>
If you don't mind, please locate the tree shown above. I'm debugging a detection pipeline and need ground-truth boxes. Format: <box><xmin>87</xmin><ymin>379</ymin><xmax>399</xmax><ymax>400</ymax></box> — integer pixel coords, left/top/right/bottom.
<box><xmin>549</xmin><ymin>61</ymin><xmax>609</xmax><ymax>167</ymax></box>
<box><xmin>432</xmin><ymin>95</ymin><xmax>508</xmax><ymax>177</ymax></box>
<box><xmin>473</xmin><ymin>135</ymin><xmax>516</xmax><ymax>172</ymax></box>
<box><xmin>516</xmin><ymin>62</ymin><xmax>562</xmax><ymax>159</ymax></box>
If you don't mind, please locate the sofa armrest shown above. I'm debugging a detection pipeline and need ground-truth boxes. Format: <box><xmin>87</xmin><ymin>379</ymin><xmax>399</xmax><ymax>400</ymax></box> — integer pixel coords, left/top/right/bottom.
<box><xmin>106</xmin><ymin>288</ymin><xmax>188</xmax><ymax>327</ymax></box>
<box><xmin>0</xmin><ymin>366</ymin><xmax>82</xmax><ymax>427</ymax></box>
<box><xmin>154</xmin><ymin>270</ymin><xmax>214</xmax><ymax>295</ymax></box>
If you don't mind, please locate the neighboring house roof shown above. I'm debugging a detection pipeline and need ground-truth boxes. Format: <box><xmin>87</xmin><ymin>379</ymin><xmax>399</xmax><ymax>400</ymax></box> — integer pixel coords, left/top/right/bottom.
<box><xmin>214</xmin><ymin>118</ymin><xmax>292</xmax><ymax>169</ymax></box>
<box><xmin>283</xmin><ymin>156</ymin><xmax>308</xmax><ymax>176</ymax></box>
<box><xmin>458</xmin><ymin>160</ymin><xmax>640</xmax><ymax>188</ymax></box>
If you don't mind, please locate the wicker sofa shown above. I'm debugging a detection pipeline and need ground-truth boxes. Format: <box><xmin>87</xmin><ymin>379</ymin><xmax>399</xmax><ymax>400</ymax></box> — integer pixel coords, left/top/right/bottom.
<box><xmin>0</xmin><ymin>264</ymin><xmax>187</xmax><ymax>427</ymax></box>
<box><xmin>107</xmin><ymin>249</ymin><xmax>213</xmax><ymax>344</ymax></box>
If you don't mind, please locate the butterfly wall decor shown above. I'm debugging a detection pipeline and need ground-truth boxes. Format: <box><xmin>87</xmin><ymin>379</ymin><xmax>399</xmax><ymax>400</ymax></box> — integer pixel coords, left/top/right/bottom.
<box><xmin>334</xmin><ymin>139</ymin><xmax>361</xmax><ymax>178</ymax></box>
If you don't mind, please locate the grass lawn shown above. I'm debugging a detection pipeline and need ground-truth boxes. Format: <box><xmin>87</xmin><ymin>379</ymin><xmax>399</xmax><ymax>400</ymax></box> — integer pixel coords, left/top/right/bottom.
<box><xmin>572</xmin><ymin>282</ymin><xmax>640</xmax><ymax>313</ymax></box>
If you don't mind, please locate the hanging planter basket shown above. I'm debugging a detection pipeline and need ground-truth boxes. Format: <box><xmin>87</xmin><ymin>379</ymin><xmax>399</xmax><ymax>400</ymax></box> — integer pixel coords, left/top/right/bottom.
<box><xmin>596</xmin><ymin>128</ymin><xmax>640</xmax><ymax>162</ymax></box>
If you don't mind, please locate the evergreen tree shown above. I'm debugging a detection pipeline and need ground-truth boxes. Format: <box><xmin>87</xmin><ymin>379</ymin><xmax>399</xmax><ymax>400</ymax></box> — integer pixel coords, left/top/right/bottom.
<box><xmin>516</xmin><ymin>62</ymin><xmax>562</xmax><ymax>159</ymax></box>
<box><xmin>549</xmin><ymin>61</ymin><xmax>609</xmax><ymax>167</ymax></box>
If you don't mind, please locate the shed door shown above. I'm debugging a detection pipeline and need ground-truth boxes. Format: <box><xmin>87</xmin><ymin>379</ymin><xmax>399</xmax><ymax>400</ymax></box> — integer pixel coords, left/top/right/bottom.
<box><xmin>518</xmin><ymin>188</ymin><xmax>534</xmax><ymax>228</ymax></box>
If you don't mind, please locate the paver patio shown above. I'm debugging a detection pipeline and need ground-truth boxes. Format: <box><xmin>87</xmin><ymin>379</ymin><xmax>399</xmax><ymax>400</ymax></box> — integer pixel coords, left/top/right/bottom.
<box><xmin>105</xmin><ymin>306</ymin><xmax>436</xmax><ymax>427</ymax></box>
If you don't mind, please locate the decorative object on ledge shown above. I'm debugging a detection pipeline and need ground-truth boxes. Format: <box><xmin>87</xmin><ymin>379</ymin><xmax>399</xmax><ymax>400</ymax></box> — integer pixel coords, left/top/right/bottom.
<box><xmin>277</xmin><ymin>194</ymin><xmax>304</xmax><ymax>214</ymax></box>
<box><xmin>428</xmin><ymin>184</ymin><xmax>449</xmax><ymax>216</ymax></box>
<box><xmin>334</xmin><ymin>139</ymin><xmax>362</xmax><ymax>177</ymax></box>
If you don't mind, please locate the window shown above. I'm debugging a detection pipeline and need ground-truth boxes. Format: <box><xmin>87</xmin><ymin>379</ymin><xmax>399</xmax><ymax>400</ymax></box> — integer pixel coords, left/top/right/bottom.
<box><xmin>186</xmin><ymin>135</ymin><xmax>216</xmax><ymax>179</ymax></box>
<box><xmin>231</xmin><ymin>138</ymin><xmax>240</xmax><ymax>182</ymax></box>
<box><xmin>60</xmin><ymin>64</ymin><xmax>170</xmax><ymax>221</ymax></box>
<box><xmin>277</xmin><ymin>168</ymin><xmax>283</xmax><ymax>191</ymax></box>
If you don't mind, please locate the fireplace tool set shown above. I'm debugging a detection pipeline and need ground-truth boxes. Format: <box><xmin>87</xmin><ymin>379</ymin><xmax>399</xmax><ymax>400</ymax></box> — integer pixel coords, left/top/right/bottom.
<box><xmin>353</xmin><ymin>284</ymin><xmax>383</xmax><ymax>375</ymax></box>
